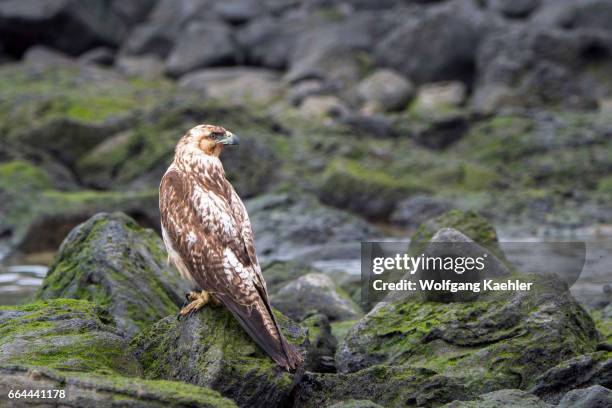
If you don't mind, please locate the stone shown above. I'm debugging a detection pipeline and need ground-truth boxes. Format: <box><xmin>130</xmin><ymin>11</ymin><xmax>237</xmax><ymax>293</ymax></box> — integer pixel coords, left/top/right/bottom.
<box><xmin>442</xmin><ymin>389</ymin><xmax>552</xmax><ymax>407</ymax></box>
<box><xmin>356</xmin><ymin>69</ymin><xmax>414</xmax><ymax>112</ymax></box>
<box><xmin>37</xmin><ymin>212</ymin><xmax>189</xmax><ymax>337</ymax></box>
<box><xmin>490</xmin><ymin>0</ymin><xmax>541</xmax><ymax>19</ymax></box>
<box><xmin>131</xmin><ymin>306</ymin><xmax>308</xmax><ymax>407</ymax></box>
<box><xmin>271</xmin><ymin>273</ymin><xmax>363</xmax><ymax>322</ymax></box>
<box><xmin>414</xmin><ymin>81</ymin><xmax>467</xmax><ymax>112</ymax></box>
<box><xmin>557</xmin><ymin>385</ymin><xmax>612</xmax><ymax>408</ymax></box>
<box><xmin>165</xmin><ymin>20</ymin><xmax>239</xmax><ymax>78</ymax></box>
<box><xmin>179</xmin><ymin>67</ymin><xmax>284</xmax><ymax>104</ymax></box>
<box><xmin>390</xmin><ymin>195</ymin><xmax>453</xmax><ymax>228</ymax></box>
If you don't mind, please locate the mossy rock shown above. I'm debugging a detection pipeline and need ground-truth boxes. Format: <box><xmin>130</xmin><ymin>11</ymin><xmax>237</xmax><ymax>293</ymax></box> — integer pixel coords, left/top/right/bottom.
<box><xmin>0</xmin><ymin>365</ymin><xmax>237</xmax><ymax>408</ymax></box>
<box><xmin>441</xmin><ymin>389</ymin><xmax>552</xmax><ymax>408</ymax></box>
<box><xmin>409</xmin><ymin>209</ymin><xmax>502</xmax><ymax>258</ymax></box>
<box><xmin>302</xmin><ymin>314</ymin><xmax>338</xmax><ymax>373</ymax></box>
<box><xmin>294</xmin><ymin>364</ymin><xmax>474</xmax><ymax>408</ymax></box>
<box><xmin>337</xmin><ymin>274</ymin><xmax>599</xmax><ymax>395</ymax></box>
<box><xmin>0</xmin><ymin>299</ymin><xmax>139</xmax><ymax>375</ymax></box>
<box><xmin>0</xmin><ymin>160</ymin><xmax>160</xmax><ymax>254</ymax></box>
<box><xmin>318</xmin><ymin>158</ymin><xmax>428</xmax><ymax>219</ymax></box>
<box><xmin>37</xmin><ymin>212</ymin><xmax>189</xmax><ymax>337</ymax></box>
<box><xmin>262</xmin><ymin>260</ymin><xmax>321</xmax><ymax>294</ymax></box>
<box><xmin>131</xmin><ymin>306</ymin><xmax>308</xmax><ymax>407</ymax></box>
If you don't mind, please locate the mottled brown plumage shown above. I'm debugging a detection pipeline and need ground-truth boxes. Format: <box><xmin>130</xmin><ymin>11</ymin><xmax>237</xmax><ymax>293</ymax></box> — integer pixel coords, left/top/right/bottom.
<box><xmin>159</xmin><ymin>124</ymin><xmax>303</xmax><ymax>371</ymax></box>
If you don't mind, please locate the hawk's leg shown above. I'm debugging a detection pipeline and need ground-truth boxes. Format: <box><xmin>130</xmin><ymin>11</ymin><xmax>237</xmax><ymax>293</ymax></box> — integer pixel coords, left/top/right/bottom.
<box><xmin>178</xmin><ymin>290</ymin><xmax>220</xmax><ymax>319</ymax></box>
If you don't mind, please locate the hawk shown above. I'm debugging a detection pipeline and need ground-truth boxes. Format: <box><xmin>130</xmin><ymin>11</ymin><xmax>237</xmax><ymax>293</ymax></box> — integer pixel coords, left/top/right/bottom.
<box><xmin>159</xmin><ymin>124</ymin><xmax>303</xmax><ymax>371</ymax></box>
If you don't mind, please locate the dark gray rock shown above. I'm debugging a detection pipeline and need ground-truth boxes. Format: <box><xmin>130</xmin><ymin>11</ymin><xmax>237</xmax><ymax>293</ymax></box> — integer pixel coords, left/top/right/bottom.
<box><xmin>131</xmin><ymin>306</ymin><xmax>308</xmax><ymax>407</ymax></box>
<box><xmin>271</xmin><ymin>272</ymin><xmax>363</xmax><ymax>322</ymax></box>
<box><xmin>111</xmin><ymin>0</ymin><xmax>157</xmax><ymax>25</ymax></box>
<box><xmin>245</xmin><ymin>192</ymin><xmax>378</xmax><ymax>260</ymax></box>
<box><xmin>262</xmin><ymin>260</ymin><xmax>321</xmax><ymax>293</ymax></box>
<box><xmin>0</xmin><ymin>365</ymin><xmax>237</xmax><ymax>408</ymax></box>
<box><xmin>531</xmin><ymin>351</ymin><xmax>612</xmax><ymax>404</ymax></box>
<box><xmin>79</xmin><ymin>46</ymin><xmax>115</xmax><ymax>66</ymax></box>
<box><xmin>558</xmin><ymin>385</ymin><xmax>612</xmax><ymax>408</ymax></box>
<box><xmin>37</xmin><ymin>212</ymin><xmax>189</xmax><ymax>337</ymax></box>
<box><xmin>165</xmin><ymin>20</ymin><xmax>239</xmax><ymax>77</ymax></box>
<box><xmin>328</xmin><ymin>400</ymin><xmax>385</xmax><ymax>408</ymax></box>
<box><xmin>374</xmin><ymin>4</ymin><xmax>482</xmax><ymax>84</ymax></box>
<box><xmin>0</xmin><ymin>0</ymin><xmax>127</xmax><ymax>56</ymax></box>
<box><xmin>303</xmin><ymin>314</ymin><xmax>338</xmax><ymax>373</ymax></box>
<box><xmin>236</xmin><ymin>16</ymin><xmax>300</xmax><ymax>69</ymax></box>
<box><xmin>120</xmin><ymin>22</ymin><xmax>176</xmax><ymax>58</ymax></box>
<box><xmin>390</xmin><ymin>195</ymin><xmax>453</xmax><ymax>228</ymax></box>
<box><xmin>214</xmin><ymin>0</ymin><xmax>265</xmax><ymax>24</ymax></box>
<box><xmin>442</xmin><ymin>389</ymin><xmax>552</xmax><ymax>407</ymax></box>
<box><xmin>490</xmin><ymin>0</ymin><xmax>541</xmax><ymax>19</ymax></box>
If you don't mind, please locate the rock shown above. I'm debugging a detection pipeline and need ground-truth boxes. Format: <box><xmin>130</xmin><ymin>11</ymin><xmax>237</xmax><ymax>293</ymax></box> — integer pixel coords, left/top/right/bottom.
<box><xmin>318</xmin><ymin>158</ymin><xmax>427</xmax><ymax>219</ymax></box>
<box><xmin>271</xmin><ymin>273</ymin><xmax>362</xmax><ymax>322</ymax></box>
<box><xmin>414</xmin><ymin>228</ymin><xmax>510</xmax><ymax>303</ymax></box>
<box><xmin>411</xmin><ymin>111</ymin><xmax>469</xmax><ymax>149</ymax></box>
<box><xmin>336</xmin><ymin>273</ymin><xmax>599</xmax><ymax>393</ymax></box>
<box><xmin>339</xmin><ymin>112</ymin><xmax>398</xmax><ymax>138</ymax></box>
<box><xmin>111</xmin><ymin>0</ymin><xmax>157</xmax><ymax>25</ymax></box>
<box><xmin>262</xmin><ymin>260</ymin><xmax>321</xmax><ymax>293</ymax></box>
<box><xmin>120</xmin><ymin>22</ymin><xmax>176</xmax><ymax>58</ymax></box>
<box><xmin>246</xmin><ymin>192</ymin><xmax>378</xmax><ymax>260</ymax></box>
<box><xmin>530</xmin><ymin>351</ymin><xmax>612</xmax><ymax>404</ymax></box>
<box><xmin>374</xmin><ymin>4</ymin><xmax>482</xmax><ymax>84</ymax></box>
<box><xmin>303</xmin><ymin>314</ymin><xmax>338</xmax><ymax>373</ymax></box>
<box><xmin>0</xmin><ymin>0</ymin><xmax>127</xmax><ymax>56</ymax></box>
<box><xmin>490</xmin><ymin>0</ymin><xmax>541</xmax><ymax>19</ymax></box>
<box><xmin>0</xmin><ymin>160</ymin><xmax>160</xmax><ymax>255</ymax></box>
<box><xmin>408</xmin><ymin>209</ymin><xmax>503</xmax><ymax>257</ymax></box>
<box><xmin>236</xmin><ymin>16</ymin><xmax>300</xmax><ymax>69</ymax></box>
<box><xmin>356</xmin><ymin>69</ymin><xmax>415</xmax><ymax>112</ymax></box>
<box><xmin>414</xmin><ymin>81</ymin><xmax>467</xmax><ymax>112</ymax></box>
<box><xmin>165</xmin><ymin>20</ymin><xmax>239</xmax><ymax>78</ymax></box>
<box><xmin>23</xmin><ymin>45</ymin><xmax>75</xmax><ymax>67</ymax></box>
<box><xmin>473</xmin><ymin>26</ymin><xmax>612</xmax><ymax>111</ymax></box>
<box><xmin>0</xmin><ymin>365</ymin><xmax>237</xmax><ymax>408</ymax></box>
<box><xmin>557</xmin><ymin>385</ymin><xmax>612</xmax><ymax>408</ymax></box>
<box><xmin>287</xmin><ymin>79</ymin><xmax>337</xmax><ymax>106</ymax></box>
<box><xmin>131</xmin><ymin>306</ymin><xmax>308</xmax><ymax>407</ymax></box>
<box><xmin>299</xmin><ymin>95</ymin><xmax>349</xmax><ymax>118</ymax></box>
<box><xmin>214</xmin><ymin>0</ymin><xmax>264</xmax><ymax>24</ymax></box>
<box><xmin>294</xmin><ymin>364</ymin><xmax>474</xmax><ymax>408</ymax></box>
<box><xmin>37</xmin><ymin>212</ymin><xmax>189</xmax><ymax>337</ymax></box>
<box><xmin>442</xmin><ymin>389</ymin><xmax>552</xmax><ymax>408</ymax></box>
<box><xmin>79</xmin><ymin>46</ymin><xmax>115</xmax><ymax>66</ymax></box>
<box><xmin>390</xmin><ymin>195</ymin><xmax>453</xmax><ymax>228</ymax></box>
<box><xmin>328</xmin><ymin>400</ymin><xmax>385</xmax><ymax>408</ymax></box>
<box><xmin>179</xmin><ymin>67</ymin><xmax>284</xmax><ymax>104</ymax></box>
<box><xmin>0</xmin><ymin>299</ymin><xmax>139</xmax><ymax>374</ymax></box>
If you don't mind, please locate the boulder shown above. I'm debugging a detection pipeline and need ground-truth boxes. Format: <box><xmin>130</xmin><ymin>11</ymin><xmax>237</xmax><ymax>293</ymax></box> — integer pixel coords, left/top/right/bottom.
<box><xmin>179</xmin><ymin>67</ymin><xmax>284</xmax><ymax>104</ymax></box>
<box><xmin>120</xmin><ymin>22</ymin><xmax>176</xmax><ymax>58</ymax></box>
<box><xmin>356</xmin><ymin>69</ymin><xmax>415</xmax><ymax>112</ymax></box>
<box><xmin>413</xmin><ymin>81</ymin><xmax>467</xmax><ymax>112</ymax></box>
<box><xmin>318</xmin><ymin>158</ymin><xmax>427</xmax><ymax>219</ymax></box>
<box><xmin>530</xmin><ymin>351</ymin><xmax>612</xmax><ymax>404</ymax></box>
<box><xmin>165</xmin><ymin>20</ymin><xmax>239</xmax><ymax>78</ymax></box>
<box><xmin>0</xmin><ymin>299</ymin><xmax>139</xmax><ymax>375</ymax></box>
<box><xmin>37</xmin><ymin>212</ymin><xmax>189</xmax><ymax>337</ymax></box>
<box><xmin>131</xmin><ymin>306</ymin><xmax>308</xmax><ymax>407</ymax></box>
<box><xmin>236</xmin><ymin>16</ymin><xmax>300</xmax><ymax>69</ymax></box>
<box><xmin>79</xmin><ymin>46</ymin><xmax>115</xmax><ymax>66</ymax></box>
<box><xmin>390</xmin><ymin>195</ymin><xmax>453</xmax><ymax>228</ymax></box>
<box><xmin>408</xmin><ymin>209</ymin><xmax>503</xmax><ymax>257</ymax></box>
<box><xmin>337</xmin><ymin>273</ymin><xmax>599</xmax><ymax>393</ymax></box>
<box><xmin>374</xmin><ymin>4</ymin><xmax>482</xmax><ymax>84</ymax></box>
<box><xmin>557</xmin><ymin>385</ymin><xmax>612</xmax><ymax>408</ymax></box>
<box><xmin>245</xmin><ymin>192</ymin><xmax>378</xmax><ymax>260</ymax></box>
<box><xmin>262</xmin><ymin>260</ymin><xmax>322</xmax><ymax>293</ymax></box>
<box><xmin>271</xmin><ymin>272</ymin><xmax>363</xmax><ymax>322</ymax></box>
<box><xmin>473</xmin><ymin>26</ymin><xmax>612</xmax><ymax>111</ymax></box>
<box><xmin>442</xmin><ymin>389</ymin><xmax>552</xmax><ymax>408</ymax></box>
<box><xmin>294</xmin><ymin>364</ymin><xmax>474</xmax><ymax>408</ymax></box>
<box><xmin>0</xmin><ymin>365</ymin><xmax>237</xmax><ymax>408</ymax></box>
<box><xmin>328</xmin><ymin>400</ymin><xmax>385</xmax><ymax>408</ymax></box>
<box><xmin>0</xmin><ymin>0</ymin><xmax>127</xmax><ymax>56</ymax></box>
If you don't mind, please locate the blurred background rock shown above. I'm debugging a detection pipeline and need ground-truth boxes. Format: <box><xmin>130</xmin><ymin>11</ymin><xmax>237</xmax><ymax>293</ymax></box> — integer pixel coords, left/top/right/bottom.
<box><xmin>0</xmin><ymin>0</ymin><xmax>610</xmax><ymax>311</ymax></box>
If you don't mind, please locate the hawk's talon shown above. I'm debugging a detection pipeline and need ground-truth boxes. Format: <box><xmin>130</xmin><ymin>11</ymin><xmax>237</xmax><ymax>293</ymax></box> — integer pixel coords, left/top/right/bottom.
<box><xmin>178</xmin><ymin>290</ymin><xmax>212</xmax><ymax>318</ymax></box>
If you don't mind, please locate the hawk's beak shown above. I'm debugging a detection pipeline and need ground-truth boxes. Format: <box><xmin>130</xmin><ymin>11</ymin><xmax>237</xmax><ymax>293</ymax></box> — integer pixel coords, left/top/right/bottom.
<box><xmin>218</xmin><ymin>131</ymin><xmax>239</xmax><ymax>146</ymax></box>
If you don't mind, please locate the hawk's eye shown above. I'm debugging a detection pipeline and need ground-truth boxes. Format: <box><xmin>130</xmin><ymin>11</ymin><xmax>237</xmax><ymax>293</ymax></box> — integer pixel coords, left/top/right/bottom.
<box><xmin>211</xmin><ymin>132</ymin><xmax>224</xmax><ymax>140</ymax></box>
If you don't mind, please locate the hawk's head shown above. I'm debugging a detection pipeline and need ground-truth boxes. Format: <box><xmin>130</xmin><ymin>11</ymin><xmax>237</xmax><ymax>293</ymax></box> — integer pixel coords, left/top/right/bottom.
<box><xmin>177</xmin><ymin>124</ymin><xmax>239</xmax><ymax>157</ymax></box>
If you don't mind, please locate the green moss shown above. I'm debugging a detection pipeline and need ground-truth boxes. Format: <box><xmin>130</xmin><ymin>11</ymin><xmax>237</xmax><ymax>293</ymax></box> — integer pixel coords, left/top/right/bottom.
<box><xmin>0</xmin><ymin>160</ymin><xmax>51</xmax><ymax>190</ymax></box>
<box><xmin>0</xmin><ymin>299</ymin><xmax>140</xmax><ymax>375</ymax></box>
<box><xmin>591</xmin><ymin>310</ymin><xmax>612</xmax><ymax>343</ymax></box>
<box><xmin>331</xmin><ymin>320</ymin><xmax>358</xmax><ymax>344</ymax></box>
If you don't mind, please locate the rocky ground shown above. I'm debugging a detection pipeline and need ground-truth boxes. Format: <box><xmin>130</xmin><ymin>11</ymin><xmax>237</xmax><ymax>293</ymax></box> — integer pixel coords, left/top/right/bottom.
<box><xmin>0</xmin><ymin>0</ymin><xmax>611</xmax><ymax>406</ymax></box>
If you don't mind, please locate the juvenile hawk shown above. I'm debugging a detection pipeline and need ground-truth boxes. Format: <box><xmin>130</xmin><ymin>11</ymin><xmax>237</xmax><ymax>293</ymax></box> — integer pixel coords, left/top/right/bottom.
<box><xmin>159</xmin><ymin>124</ymin><xmax>302</xmax><ymax>371</ymax></box>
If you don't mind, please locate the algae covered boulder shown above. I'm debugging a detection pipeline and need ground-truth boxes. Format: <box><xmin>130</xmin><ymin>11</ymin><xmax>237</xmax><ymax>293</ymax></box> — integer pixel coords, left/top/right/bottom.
<box><xmin>37</xmin><ymin>212</ymin><xmax>189</xmax><ymax>337</ymax></box>
<box><xmin>271</xmin><ymin>272</ymin><xmax>363</xmax><ymax>322</ymax></box>
<box><xmin>0</xmin><ymin>299</ymin><xmax>139</xmax><ymax>375</ymax></box>
<box><xmin>442</xmin><ymin>389</ymin><xmax>552</xmax><ymax>408</ymax></box>
<box><xmin>0</xmin><ymin>366</ymin><xmax>237</xmax><ymax>408</ymax></box>
<box><xmin>131</xmin><ymin>305</ymin><xmax>308</xmax><ymax>407</ymax></box>
<box><xmin>336</xmin><ymin>274</ymin><xmax>599</xmax><ymax>394</ymax></box>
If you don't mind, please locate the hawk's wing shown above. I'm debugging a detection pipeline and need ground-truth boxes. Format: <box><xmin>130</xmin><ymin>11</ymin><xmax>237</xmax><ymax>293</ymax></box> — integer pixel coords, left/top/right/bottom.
<box><xmin>159</xmin><ymin>167</ymin><xmax>302</xmax><ymax>370</ymax></box>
